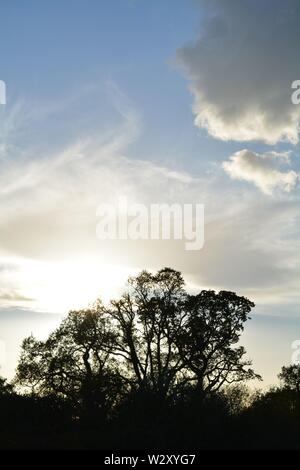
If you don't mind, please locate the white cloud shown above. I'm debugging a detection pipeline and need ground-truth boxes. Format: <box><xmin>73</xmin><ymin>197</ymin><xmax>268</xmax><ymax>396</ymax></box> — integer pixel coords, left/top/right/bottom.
<box><xmin>222</xmin><ymin>149</ymin><xmax>299</xmax><ymax>195</ymax></box>
<box><xmin>176</xmin><ymin>0</ymin><xmax>300</xmax><ymax>144</ymax></box>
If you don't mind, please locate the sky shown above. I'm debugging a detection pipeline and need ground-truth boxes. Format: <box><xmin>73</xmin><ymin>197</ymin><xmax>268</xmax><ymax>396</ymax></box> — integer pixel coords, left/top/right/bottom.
<box><xmin>0</xmin><ymin>0</ymin><xmax>300</xmax><ymax>387</ymax></box>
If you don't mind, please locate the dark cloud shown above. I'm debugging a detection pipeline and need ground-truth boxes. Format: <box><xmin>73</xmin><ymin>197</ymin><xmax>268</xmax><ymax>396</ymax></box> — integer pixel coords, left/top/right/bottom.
<box><xmin>177</xmin><ymin>0</ymin><xmax>300</xmax><ymax>144</ymax></box>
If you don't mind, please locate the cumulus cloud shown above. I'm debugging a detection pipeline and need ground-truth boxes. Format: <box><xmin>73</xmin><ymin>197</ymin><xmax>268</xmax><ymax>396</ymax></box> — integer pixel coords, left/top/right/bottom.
<box><xmin>222</xmin><ymin>149</ymin><xmax>299</xmax><ymax>195</ymax></box>
<box><xmin>176</xmin><ymin>0</ymin><xmax>300</xmax><ymax>144</ymax></box>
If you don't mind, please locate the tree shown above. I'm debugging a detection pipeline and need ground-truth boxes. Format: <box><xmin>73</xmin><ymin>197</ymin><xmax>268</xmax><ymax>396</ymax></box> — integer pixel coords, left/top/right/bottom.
<box><xmin>278</xmin><ymin>364</ymin><xmax>300</xmax><ymax>393</ymax></box>
<box><xmin>177</xmin><ymin>290</ymin><xmax>261</xmax><ymax>395</ymax></box>
<box><xmin>107</xmin><ymin>268</ymin><xmax>187</xmax><ymax>399</ymax></box>
<box><xmin>0</xmin><ymin>376</ymin><xmax>13</xmax><ymax>396</ymax></box>
<box><xmin>15</xmin><ymin>307</ymin><xmax>124</xmax><ymax>417</ymax></box>
<box><xmin>15</xmin><ymin>267</ymin><xmax>259</xmax><ymax>410</ymax></box>
<box><xmin>107</xmin><ymin>268</ymin><xmax>259</xmax><ymax>399</ymax></box>
<box><xmin>220</xmin><ymin>384</ymin><xmax>255</xmax><ymax>415</ymax></box>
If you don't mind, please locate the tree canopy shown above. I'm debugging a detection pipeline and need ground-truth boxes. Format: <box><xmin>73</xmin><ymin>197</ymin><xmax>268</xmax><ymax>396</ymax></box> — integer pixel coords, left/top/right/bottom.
<box><xmin>278</xmin><ymin>364</ymin><xmax>300</xmax><ymax>393</ymax></box>
<box><xmin>15</xmin><ymin>268</ymin><xmax>260</xmax><ymax>413</ymax></box>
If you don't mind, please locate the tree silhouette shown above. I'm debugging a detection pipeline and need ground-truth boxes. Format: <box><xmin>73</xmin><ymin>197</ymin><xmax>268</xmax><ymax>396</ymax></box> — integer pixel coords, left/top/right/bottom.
<box><xmin>105</xmin><ymin>268</ymin><xmax>260</xmax><ymax>399</ymax></box>
<box><xmin>15</xmin><ymin>308</ymin><xmax>124</xmax><ymax>417</ymax></box>
<box><xmin>5</xmin><ymin>268</ymin><xmax>300</xmax><ymax>449</ymax></box>
<box><xmin>177</xmin><ymin>290</ymin><xmax>261</xmax><ymax>395</ymax></box>
<box><xmin>0</xmin><ymin>376</ymin><xmax>13</xmax><ymax>396</ymax></box>
<box><xmin>107</xmin><ymin>268</ymin><xmax>188</xmax><ymax>399</ymax></box>
<box><xmin>278</xmin><ymin>364</ymin><xmax>300</xmax><ymax>393</ymax></box>
<box><xmin>15</xmin><ymin>268</ymin><xmax>260</xmax><ymax>418</ymax></box>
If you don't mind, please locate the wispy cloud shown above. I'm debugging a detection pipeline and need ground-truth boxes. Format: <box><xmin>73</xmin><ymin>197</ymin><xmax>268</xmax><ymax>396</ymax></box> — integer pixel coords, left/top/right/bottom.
<box><xmin>0</xmin><ymin>82</ymin><xmax>300</xmax><ymax>319</ymax></box>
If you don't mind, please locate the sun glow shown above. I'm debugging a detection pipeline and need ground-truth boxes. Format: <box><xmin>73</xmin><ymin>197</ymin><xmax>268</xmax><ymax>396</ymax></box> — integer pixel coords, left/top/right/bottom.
<box><xmin>0</xmin><ymin>256</ymin><xmax>137</xmax><ymax>314</ymax></box>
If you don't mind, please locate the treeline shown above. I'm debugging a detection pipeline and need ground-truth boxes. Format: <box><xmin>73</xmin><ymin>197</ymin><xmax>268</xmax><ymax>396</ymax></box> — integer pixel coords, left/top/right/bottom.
<box><xmin>0</xmin><ymin>268</ymin><xmax>299</xmax><ymax>449</ymax></box>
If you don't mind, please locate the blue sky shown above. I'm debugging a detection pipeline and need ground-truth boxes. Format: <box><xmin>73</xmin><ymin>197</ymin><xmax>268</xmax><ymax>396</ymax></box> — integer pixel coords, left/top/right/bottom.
<box><xmin>0</xmin><ymin>0</ymin><xmax>300</xmax><ymax>387</ymax></box>
<box><xmin>0</xmin><ymin>0</ymin><xmax>261</xmax><ymax>170</ymax></box>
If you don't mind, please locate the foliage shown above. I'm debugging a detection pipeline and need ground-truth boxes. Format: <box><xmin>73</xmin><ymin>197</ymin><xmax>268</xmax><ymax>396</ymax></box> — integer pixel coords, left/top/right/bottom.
<box><xmin>3</xmin><ymin>267</ymin><xmax>298</xmax><ymax>449</ymax></box>
<box><xmin>278</xmin><ymin>364</ymin><xmax>300</xmax><ymax>393</ymax></box>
